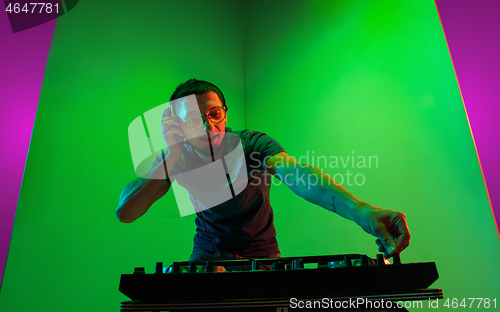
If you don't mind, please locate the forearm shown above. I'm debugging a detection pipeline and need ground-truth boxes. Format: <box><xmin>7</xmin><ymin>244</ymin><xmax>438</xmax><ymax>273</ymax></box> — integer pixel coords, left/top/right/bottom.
<box><xmin>116</xmin><ymin>154</ymin><xmax>177</xmax><ymax>223</ymax></box>
<box><xmin>285</xmin><ymin>164</ymin><xmax>410</xmax><ymax>256</ymax></box>
<box><xmin>116</xmin><ymin>178</ymin><xmax>168</xmax><ymax>223</ymax></box>
<box><xmin>279</xmin><ymin>164</ymin><xmax>367</xmax><ymax>225</ymax></box>
<box><xmin>268</xmin><ymin>152</ymin><xmax>409</xmax><ymax>257</ymax></box>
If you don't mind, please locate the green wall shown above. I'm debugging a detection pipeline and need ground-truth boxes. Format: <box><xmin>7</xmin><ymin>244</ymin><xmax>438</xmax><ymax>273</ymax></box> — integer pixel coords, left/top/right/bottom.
<box><xmin>0</xmin><ymin>1</ymin><xmax>246</xmax><ymax>311</ymax></box>
<box><xmin>245</xmin><ymin>0</ymin><xmax>499</xmax><ymax>309</ymax></box>
<box><xmin>1</xmin><ymin>1</ymin><xmax>498</xmax><ymax>311</ymax></box>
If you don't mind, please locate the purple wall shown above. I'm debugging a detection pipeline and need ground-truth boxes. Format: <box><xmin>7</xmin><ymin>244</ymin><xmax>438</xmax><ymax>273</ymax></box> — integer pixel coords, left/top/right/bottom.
<box><xmin>435</xmin><ymin>0</ymin><xmax>499</xmax><ymax>237</ymax></box>
<box><xmin>0</xmin><ymin>13</ymin><xmax>55</xmax><ymax>286</ymax></box>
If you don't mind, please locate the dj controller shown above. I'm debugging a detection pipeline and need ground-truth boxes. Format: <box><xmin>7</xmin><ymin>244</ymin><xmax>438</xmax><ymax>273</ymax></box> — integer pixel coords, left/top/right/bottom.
<box><xmin>119</xmin><ymin>254</ymin><xmax>442</xmax><ymax>311</ymax></box>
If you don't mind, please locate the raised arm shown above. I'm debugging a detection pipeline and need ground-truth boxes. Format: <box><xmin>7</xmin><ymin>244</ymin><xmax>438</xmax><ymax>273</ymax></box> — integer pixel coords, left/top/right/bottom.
<box><xmin>115</xmin><ymin>155</ymin><xmax>177</xmax><ymax>223</ymax></box>
<box><xmin>116</xmin><ymin>105</ymin><xmax>185</xmax><ymax>223</ymax></box>
<box><xmin>265</xmin><ymin>152</ymin><xmax>410</xmax><ymax>258</ymax></box>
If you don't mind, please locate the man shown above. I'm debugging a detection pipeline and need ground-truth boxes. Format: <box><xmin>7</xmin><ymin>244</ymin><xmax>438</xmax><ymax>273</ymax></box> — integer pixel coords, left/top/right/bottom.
<box><xmin>116</xmin><ymin>79</ymin><xmax>410</xmax><ymax>262</ymax></box>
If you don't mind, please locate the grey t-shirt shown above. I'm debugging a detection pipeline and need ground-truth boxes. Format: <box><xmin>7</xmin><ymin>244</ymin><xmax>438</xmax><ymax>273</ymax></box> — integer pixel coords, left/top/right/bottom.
<box><xmin>166</xmin><ymin>127</ymin><xmax>286</xmax><ymax>256</ymax></box>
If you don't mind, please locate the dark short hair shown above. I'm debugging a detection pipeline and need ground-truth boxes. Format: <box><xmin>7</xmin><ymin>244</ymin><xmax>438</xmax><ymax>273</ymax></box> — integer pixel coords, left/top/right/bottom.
<box><xmin>169</xmin><ymin>79</ymin><xmax>227</xmax><ymax>116</ymax></box>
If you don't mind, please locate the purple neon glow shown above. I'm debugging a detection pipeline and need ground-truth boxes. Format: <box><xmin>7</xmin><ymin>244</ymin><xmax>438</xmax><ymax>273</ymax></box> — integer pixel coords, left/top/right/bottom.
<box><xmin>0</xmin><ymin>12</ymin><xmax>55</xmax><ymax>286</ymax></box>
<box><xmin>1</xmin><ymin>0</ymin><xmax>499</xmax><ymax>290</ymax></box>
<box><xmin>435</xmin><ymin>0</ymin><xmax>500</xmax><ymax>239</ymax></box>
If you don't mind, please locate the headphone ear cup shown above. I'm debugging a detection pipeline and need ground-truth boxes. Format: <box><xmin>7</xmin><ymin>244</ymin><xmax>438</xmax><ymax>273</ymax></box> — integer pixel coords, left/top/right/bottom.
<box><xmin>166</xmin><ymin>102</ymin><xmax>172</xmax><ymax>117</ymax></box>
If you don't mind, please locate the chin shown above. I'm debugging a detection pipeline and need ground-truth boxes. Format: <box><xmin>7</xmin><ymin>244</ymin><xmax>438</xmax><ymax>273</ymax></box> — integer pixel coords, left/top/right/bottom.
<box><xmin>189</xmin><ymin>131</ymin><xmax>225</xmax><ymax>152</ymax></box>
<box><xmin>190</xmin><ymin>138</ymin><xmax>218</xmax><ymax>153</ymax></box>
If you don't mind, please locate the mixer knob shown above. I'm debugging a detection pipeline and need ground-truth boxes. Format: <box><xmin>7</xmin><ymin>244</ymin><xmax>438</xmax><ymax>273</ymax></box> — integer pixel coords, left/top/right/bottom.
<box><xmin>133</xmin><ymin>267</ymin><xmax>145</xmax><ymax>274</ymax></box>
<box><xmin>155</xmin><ymin>262</ymin><xmax>163</xmax><ymax>274</ymax></box>
<box><xmin>392</xmin><ymin>254</ymin><xmax>402</xmax><ymax>265</ymax></box>
<box><xmin>359</xmin><ymin>255</ymin><xmax>369</xmax><ymax>266</ymax></box>
<box><xmin>251</xmin><ymin>260</ymin><xmax>258</xmax><ymax>271</ymax></box>
<box><xmin>189</xmin><ymin>261</ymin><xmax>197</xmax><ymax>273</ymax></box>
<box><xmin>205</xmin><ymin>261</ymin><xmax>213</xmax><ymax>273</ymax></box>
<box><xmin>376</xmin><ymin>254</ymin><xmax>385</xmax><ymax>265</ymax></box>
<box><xmin>271</xmin><ymin>261</ymin><xmax>285</xmax><ymax>270</ymax></box>
<box><xmin>344</xmin><ymin>256</ymin><xmax>352</xmax><ymax>267</ymax></box>
<box><xmin>292</xmin><ymin>259</ymin><xmax>304</xmax><ymax>269</ymax></box>
<box><xmin>171</xmin><ymin>262</ymin><xmax>180</xmax><ymax>273</ymax></box>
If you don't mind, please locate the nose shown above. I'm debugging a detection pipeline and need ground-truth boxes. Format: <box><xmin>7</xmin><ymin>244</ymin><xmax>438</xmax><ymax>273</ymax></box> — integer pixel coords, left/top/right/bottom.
<box><xmin>203</xmin><ymin>116</ymin><xmax>215</xmax><ymax>132</ymax></box>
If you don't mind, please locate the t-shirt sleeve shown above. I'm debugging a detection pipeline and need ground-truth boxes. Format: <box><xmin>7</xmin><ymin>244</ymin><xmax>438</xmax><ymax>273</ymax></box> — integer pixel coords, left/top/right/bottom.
<box><xmin>246</xmin><ymin>131</ymin><xmax>286</xmax><ymax>171</ymax></box>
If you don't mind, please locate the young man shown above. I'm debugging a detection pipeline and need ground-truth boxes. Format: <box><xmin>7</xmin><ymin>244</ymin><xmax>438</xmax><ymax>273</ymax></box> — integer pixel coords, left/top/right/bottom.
<box><xmin>116</xmin><ymin>79</ymin><xmax>410</xmax><ymax>262</ymax></box>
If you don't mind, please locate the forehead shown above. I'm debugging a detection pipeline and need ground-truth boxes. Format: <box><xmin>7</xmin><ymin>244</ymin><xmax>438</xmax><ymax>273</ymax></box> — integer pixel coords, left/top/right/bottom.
<box><xmin>175</xmin><ymin>91</ymin><xmax>222</xmax><ymax>118</ymax></box>
<box><xmin>195</xmin><ymin>90</ymin><xmax>222</xmax><ymax>107</ymax></box>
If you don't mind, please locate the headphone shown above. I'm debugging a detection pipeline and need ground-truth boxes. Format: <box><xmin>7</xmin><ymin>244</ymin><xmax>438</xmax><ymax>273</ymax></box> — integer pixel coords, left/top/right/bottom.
<box><xmin>168</xmin><ymin>79</ymin><xmax>227</xmax><ymax>117</ymax></box>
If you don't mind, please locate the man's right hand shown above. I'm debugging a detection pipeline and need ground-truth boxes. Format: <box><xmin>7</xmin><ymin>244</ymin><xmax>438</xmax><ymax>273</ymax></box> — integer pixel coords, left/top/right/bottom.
<box><xmin>116</xmin><ymin>106</ymin><xmax>184</xmax><ymax>222</ymax></box>
<box><xmin>161</xmin><ymin>106</ymin><xmax>184</xmax><ymax>161</ymax></box>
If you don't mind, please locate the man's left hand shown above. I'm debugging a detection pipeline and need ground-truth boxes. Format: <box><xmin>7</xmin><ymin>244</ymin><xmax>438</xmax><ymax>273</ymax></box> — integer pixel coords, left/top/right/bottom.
<box><xmin>357</xmin><ymin>204</ymin><xmax>410</xmax><ymax>259</ymax></box>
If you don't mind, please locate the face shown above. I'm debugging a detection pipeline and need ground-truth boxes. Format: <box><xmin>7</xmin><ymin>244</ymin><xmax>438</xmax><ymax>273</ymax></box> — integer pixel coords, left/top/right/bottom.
<box><xmin>175</xmin><ymin>91</ymin><xmax>227</xmax><ymax>153</ymax></box>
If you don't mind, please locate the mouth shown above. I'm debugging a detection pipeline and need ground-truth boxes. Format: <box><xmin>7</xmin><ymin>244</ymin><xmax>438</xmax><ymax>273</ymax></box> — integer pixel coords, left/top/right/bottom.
<box><xmin>200</xmin><ymin>133</ymin><xmax>219</xmax><ymax>141</ymax></box>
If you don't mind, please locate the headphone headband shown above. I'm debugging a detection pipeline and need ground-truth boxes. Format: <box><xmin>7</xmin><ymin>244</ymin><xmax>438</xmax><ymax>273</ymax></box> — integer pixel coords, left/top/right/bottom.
<box><xmin>169</xmin><ymin>79</ymin><xmax>226</xmax><ymax>107</ymax></box>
